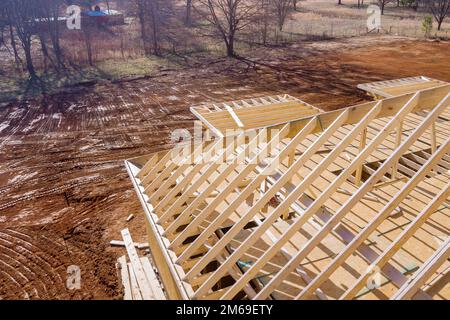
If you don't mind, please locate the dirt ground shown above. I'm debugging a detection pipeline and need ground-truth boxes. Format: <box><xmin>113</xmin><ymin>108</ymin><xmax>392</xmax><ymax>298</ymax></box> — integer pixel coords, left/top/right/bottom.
<box><xmin>0</xmin><ymin>35</ymin><xmax>449</xmax><ymax>299</ymax></box>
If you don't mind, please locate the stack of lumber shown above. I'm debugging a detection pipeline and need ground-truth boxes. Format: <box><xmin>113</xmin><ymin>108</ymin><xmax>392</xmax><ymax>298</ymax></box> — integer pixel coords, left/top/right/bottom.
<box><xmin>117</xmin><ymin>228</ymin><xmax>165</xmax><ymax>300</ymax></box>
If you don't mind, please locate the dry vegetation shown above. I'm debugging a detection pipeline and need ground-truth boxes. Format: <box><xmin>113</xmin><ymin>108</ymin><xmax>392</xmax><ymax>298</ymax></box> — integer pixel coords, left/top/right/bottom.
<box><xmin>284</xmin><ymin>0</ymin><xmax>450</xmax><ymax>39</ymax></box>
<box><xmin>1</xmin><ymin>0</ymin><xmax>449</xmax><ymax>102</ymax></box>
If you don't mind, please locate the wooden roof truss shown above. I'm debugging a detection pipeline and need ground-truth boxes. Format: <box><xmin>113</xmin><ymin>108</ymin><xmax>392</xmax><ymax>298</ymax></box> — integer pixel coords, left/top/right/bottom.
<box><xmin>125</xmin><ymin>84</ymin><xmax>450</xmax><ymax>300</ymax></box>
<box><xmin>190</xmin><ymin>94</ymin><xmax>322</xmax><ymax>138</ymax></box>
<box><xmin>358</xmin><ymin>76</ymin><xmax>447</xmax><ymax>99</ymax></box>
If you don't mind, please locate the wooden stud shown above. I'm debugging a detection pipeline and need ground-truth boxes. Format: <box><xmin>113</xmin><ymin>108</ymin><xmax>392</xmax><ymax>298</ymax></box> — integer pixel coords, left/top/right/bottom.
<box><xmin>190</xmin><ymin>110</ymin><xmax>353</xmax><ymax>297</ymax></box>
<box><xmin>355</xmin><ymin>128</ymin><xmax>367</xmax><ymax>185</ymax></box>
<box><xmin>392</xmin><ymin>237</ymin><xmax>450</xmax><ymax>300</ymax></box>
<box><xmin>121</xmin><ymin>228</ymin><xmax>154</xmax><ymax>300</ymax></box>
<box><xmin>392</xmin><ymin>121</ymin><xmax>403</xmax><ymax>179</ymax></box>
<box><xmin>118</xmin><ymin>256</ymin><xmax>132</xmax><ymax>300</ymax></box>
<box><xmin>140</xmin><ymin>257</ymin><xmax>166</xmax><ymax>300</ymax></box>
<box><xmin>431</xmin><ymin>122</ymin><xmax>437</xmax><ymax>154</ymax></box>
<box><xmin>128</xmin><ymin>262</ymin><xmax>143</xmax><ymax>300</ymax></box>
<box><xmin>295</xmin><ymin>136</ymin><xmax>450</xmax><ymax>299</ymax></box>
<box><xmin>341</xmin><ymin>185</ymin><xmax>450</xmax><ymax>299</ymax></box>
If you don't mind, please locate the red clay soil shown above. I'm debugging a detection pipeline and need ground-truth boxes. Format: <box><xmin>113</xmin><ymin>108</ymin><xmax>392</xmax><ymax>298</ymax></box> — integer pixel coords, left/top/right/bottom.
<box><xmin>0</xmin><ymin>36</ymin><xmax>449</xmax><ymax>299</ymax></box>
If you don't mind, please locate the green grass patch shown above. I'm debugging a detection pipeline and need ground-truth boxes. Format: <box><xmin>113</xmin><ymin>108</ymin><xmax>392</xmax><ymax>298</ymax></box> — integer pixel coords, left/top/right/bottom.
<box><xmin>0</xmin><ymin>56</ymin><xmax>182</xmax><ymax>103</ymax></box>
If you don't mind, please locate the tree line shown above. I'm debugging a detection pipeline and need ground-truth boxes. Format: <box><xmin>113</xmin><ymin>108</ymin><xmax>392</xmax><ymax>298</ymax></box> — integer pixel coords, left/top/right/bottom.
<box><xmin>0</xmin><ymin>0</ymin><xmax>449</xmax><ymax>84</ymax></box>
<box><xmin>337</xmin><ymin>0</ymin><xmax>449</xmax><ymax>30</ymax></box>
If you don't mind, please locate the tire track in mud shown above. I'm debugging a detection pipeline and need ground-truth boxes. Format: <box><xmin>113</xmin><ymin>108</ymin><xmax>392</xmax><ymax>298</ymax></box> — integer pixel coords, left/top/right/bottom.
<box><xmin>0</xmin><ymin>171</ymin><xmax>129</xmax><ymax>212</ymax></box>
<box><xmin>0</xmin><ymin>200</ymin><xmax>122</xmax><ymax>300</ymax></box>
<box><xmin>0</xmin><ymin>106</ymin><xmax>31</xmax><ymax>148</ymax></box>
<box><xmin>0</xmin><ymin>229</ymin><xmax>68</xmax><ymax>299</ymax></box>
<box><xmin>0</xmin><ymin>160</ymin><xmax>124</xmax><ymax>195</ymax></box>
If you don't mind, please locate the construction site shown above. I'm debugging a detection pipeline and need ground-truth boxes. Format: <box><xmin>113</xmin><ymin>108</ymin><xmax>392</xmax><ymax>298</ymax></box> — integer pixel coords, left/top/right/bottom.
<box><xmin>0</xmin><ymin>0</ymin><xmax>449</xmax><ymax>303</ymax></box>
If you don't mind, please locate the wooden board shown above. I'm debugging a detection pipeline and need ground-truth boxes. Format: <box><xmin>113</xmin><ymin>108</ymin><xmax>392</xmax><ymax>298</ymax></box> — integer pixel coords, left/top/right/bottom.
<box><xmin>117</xmin><ymin>256</ymin><xmax>132</xmax><ymax>300</ymax></box>
<box><xmin>121</xmin><ymin>228</ymin><xmax>155</xmax><ymax>300</ymax></box>
<box><xmin>140</xmin><ymin>257</ymin><xmax>166</xmax><ymax>300</ymax></box>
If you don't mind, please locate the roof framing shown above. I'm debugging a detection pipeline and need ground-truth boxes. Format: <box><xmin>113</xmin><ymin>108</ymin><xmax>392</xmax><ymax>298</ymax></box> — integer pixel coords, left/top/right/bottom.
<box><xmin>126</xmin><ymin>82</ymin><xmax>450</xmax><ymax>300</ymax></box>
<box><xmin>358</xmin><ymin>76</ymin><xmax>447</xmax><ymax>99</ymax></box>
<box><xmin>190</xmin><ymin>94</ymin><xmax>322</xmax><ymax>137</ymax></box>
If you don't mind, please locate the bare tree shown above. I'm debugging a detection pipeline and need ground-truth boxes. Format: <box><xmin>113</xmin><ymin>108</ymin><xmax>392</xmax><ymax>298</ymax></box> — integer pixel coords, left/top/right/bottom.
<box><xmin>105</xmin><ymin>0</ymin><xmax>111</xmax><ymax>13</ymax></box>
<box><xmin>197</xmin><ymin>0</ymin><xmax>257</xmax><ymax>57</ymax></box>
<box><xmin>258</xmin><ymin>0</ymin><xmax>272</xmax><ymax>45</ymax></box>
<box><xmin>4</xmin><ymin>0</ymin><xmax>39</xmax><ymax>80</ymax></box>
<box><xmin>426</xmin><ymin>0</ymin><xmax>450</xmax><ymax>30</ymax></box>
<box><xmin>378</xmin><ymin>0</ymin><xmax>394</xmax><ymax>14</ymax></box>
<box><xmin>38</xmin><ymin>32</ymin><xmax>54</xmax><ymax>71</ymax></box>
<box><xmin>6</xmin><ymin>16</ymin><xmax>22</xmax><ymax>68</ymax></box>
<box><xmin>39</xmin><ymin>0</ymin><xmax>65</xmax><ymax>69</ymax></box>
<box><xmin>0</xmin><ymin>3</ymin><xmax>7</xmax><ymax>49</ymax></box>
<box><xmin>136</xmin><ymin>0</ymin><xmax>166</xmax><ymax>56</ymax></box>
<box><xmin>82</xmin><ymin>22</ymin><xmax>94</xmax><ymax>66</ymax></box>
<box><xmin>0</xmin><ymin>2</ymin><xmax>22</xmax><ymax>68</ymax></box>
<box><xmin>273</xmin><ymin>0</ymin><xmax>293</xmax><ymax>31</ymax></box>
<box><xmin>136</xmin><ymin>0</ymin><xmax>150</xmax><ymax>54</ymax></box>
<box><xmin>148</xmin><ymin>0</ymin><xmax>162</xmax><ymax>56</ymax></box>
<box><xmin>186</xmin><ymin>0</ymin><xmax>193</xmax><ymax>26</ymax></box>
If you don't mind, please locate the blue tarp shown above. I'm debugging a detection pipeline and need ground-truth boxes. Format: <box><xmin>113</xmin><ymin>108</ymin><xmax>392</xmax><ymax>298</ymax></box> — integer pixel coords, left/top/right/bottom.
<box><xmin>83</xmin><ymin>10</ymin><xmax>107</xmax><ymax>17</ymax></box>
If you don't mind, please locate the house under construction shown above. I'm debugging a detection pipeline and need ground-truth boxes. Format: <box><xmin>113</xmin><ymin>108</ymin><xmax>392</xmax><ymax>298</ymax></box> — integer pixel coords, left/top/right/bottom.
<box><xmin>124</xmin><ymin>76</ymin><xmax>450</xmax><ymax>300</ymax></box>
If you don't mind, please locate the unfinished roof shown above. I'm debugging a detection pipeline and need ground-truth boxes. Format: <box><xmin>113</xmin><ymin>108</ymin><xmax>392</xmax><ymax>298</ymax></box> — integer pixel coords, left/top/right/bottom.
<box><xmin>125</xmin><ymin>83</ymin><xmax>450</xmax><ymax>300</ymax></box>
<box><xmin>358</xmin><ymin>76</ymin><xmax>447</xmax><ymax>99</ymax></box>
<box><xmin>190</xmin><ymin>94</ymin><xmax>322</xmax><ymax>137</ymax></box>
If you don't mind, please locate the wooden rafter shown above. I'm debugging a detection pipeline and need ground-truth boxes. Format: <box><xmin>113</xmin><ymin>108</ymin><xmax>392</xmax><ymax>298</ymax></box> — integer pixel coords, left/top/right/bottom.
<box><xmin>341</xmin><ymin>185</ymin><xmax>449</xmax><ymax>299</ymax></box>
<box><xmin>190</xmin><ymin>94</ymin><xmax>322</xmax><ymax>137</ymax></box>
<box><xmin>358</xmin><ymin>76</ymin><xmax>447</xmax><ymax>99</ymax></box>
<box><xmin>391</xmin><ymin>237</ymin><xmax>450</xmax><ymax>300</ymax></box>
<box><xmin>125</xmin><ymin>81</ymin><xmax>450</xmax><ymax>300</ymax></box>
